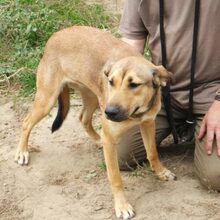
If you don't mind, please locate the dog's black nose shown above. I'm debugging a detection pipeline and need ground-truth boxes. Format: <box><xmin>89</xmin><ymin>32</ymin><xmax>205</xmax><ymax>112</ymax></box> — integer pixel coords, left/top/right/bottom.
<box><xmin>105</xmin><ymin>106</ymin><xmax>128</xmax><ymax>122</ymax></box>
<box><xmin>105</xmin><ymin>106</ymin><xmax>120</xmax><ymax>118</ymax></box>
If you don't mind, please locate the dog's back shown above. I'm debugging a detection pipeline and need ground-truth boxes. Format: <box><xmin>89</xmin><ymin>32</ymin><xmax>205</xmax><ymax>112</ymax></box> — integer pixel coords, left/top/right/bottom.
<box><xmin>42</xmin><ymin>26</ymin><xmax>141</xmax><ymax>89</ymax></box>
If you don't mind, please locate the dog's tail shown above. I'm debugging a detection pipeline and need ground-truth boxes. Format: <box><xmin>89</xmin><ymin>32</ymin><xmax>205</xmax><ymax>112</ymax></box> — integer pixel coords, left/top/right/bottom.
<box><xmin>52</xmin><ymin>85</ymin><xmax>70</xmax><ymax>133</ymax></box>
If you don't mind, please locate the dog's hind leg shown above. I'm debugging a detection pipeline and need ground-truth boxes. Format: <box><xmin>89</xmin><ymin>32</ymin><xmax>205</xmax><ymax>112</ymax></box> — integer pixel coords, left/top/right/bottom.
<box><xmin>78</xmin><ymin>87</ymin><xmax>100</xmax><ymax>142</ymax></box>
<box><xmin>15</xmin><ymin>61</ymin><xmax>64</xmax><ymax>165</ymax></box>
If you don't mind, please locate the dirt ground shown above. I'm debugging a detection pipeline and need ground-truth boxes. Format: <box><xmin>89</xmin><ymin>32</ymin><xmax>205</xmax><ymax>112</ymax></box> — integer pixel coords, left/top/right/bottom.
<box><xmin>1</xmin><ymin>1</ymin><xmax>220</xmax><ymax>220</ymax></box>
<box><xmin>1</xmin><ymin>93</ymin><xmax>220</xmax><ymax>220</ymax></box>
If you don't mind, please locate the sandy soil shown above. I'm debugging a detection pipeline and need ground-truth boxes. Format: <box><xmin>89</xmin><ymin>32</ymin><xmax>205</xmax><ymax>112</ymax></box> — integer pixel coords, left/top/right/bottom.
<box><xmin>1</xmin><ymin>94</ymin><xmax>220</xmax><ymax>220</ymax></box>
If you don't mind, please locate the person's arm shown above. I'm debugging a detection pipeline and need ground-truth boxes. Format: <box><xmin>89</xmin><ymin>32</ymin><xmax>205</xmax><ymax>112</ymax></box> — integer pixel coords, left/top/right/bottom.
<box><xmin>198</xmin><ymin>90</ymin><xmax>220</xmax><ymax>156</ymax></box>
<box><xmin>121</xmin><ymin>38</ymin><xmax>146</xmax><ymax>54</ymax></box>
<box><xmin>119</xmin><ymin>0</ymin><xmax>148</xmax><ymax>54</ymax></box>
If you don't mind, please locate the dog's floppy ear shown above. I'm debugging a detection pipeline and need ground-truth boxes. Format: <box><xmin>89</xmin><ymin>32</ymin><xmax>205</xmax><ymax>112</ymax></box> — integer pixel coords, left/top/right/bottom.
<box><xmin>103</xmin><ymin>60</ymin><xmax>115</xmax><ymax>77</ymax></box>
<box><xmin>152</xmin><ymin>65</ymin><xmax>173</xmax><ymax>87</ymax></box>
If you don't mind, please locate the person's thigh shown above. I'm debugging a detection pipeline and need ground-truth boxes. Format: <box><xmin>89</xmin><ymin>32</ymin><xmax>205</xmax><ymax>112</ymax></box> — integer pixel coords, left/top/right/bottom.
<box><xmin>117</xmin><ymin>106</ymin><xmax>171</xmax><ymax>170</ymax></box>
<box><xmin>194</xmin><ymin>118</ymin><xmax>220</xmax><ymax>190</ymax></box>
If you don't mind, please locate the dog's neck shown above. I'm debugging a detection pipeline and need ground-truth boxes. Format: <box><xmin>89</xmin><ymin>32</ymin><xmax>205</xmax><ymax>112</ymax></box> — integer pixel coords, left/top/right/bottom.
<box><xmin>148</xmin><ymin>86</ymin><xmax>159</xmax><ymax>111</ymax></box>
<box><xmin>132</xmin><ymin>86</ymin><xmax>159</xmax><ymax>119</ymax></box>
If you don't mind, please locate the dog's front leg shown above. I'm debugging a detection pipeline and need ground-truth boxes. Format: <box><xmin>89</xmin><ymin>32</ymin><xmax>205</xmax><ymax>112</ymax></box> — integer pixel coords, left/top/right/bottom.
<box><xmin>101</xmin><ymin>122</ymin><xmax>135</xmax><ymax>219</ymax></box>
<box><xmin>140</xmin><ymin>121</ymin><xmax>176</xmax><ymax>181</ymax></box>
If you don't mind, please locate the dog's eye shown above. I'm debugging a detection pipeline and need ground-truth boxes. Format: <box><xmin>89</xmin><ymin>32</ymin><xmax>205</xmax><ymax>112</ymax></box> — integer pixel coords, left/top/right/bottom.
<box><xmin>129</xmin><ymin>82</ymin><xmax>141</xmax><ymax>89</ymax></box>
<box><xmin>109</xmin><ymin>79</ymin><xmax>114</xmax><ymax>86</ymax></box>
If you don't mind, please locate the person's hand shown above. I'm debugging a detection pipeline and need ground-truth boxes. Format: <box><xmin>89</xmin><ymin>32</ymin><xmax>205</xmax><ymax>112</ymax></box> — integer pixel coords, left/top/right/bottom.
<box><xmin>198</xmin><ymin>100</ymin><xmax>220</xmax><ymax>156</ymax></box>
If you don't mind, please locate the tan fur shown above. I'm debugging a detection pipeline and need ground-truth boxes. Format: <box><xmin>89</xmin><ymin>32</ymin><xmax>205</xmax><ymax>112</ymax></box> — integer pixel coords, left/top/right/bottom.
<box><xmin>15</xmin><ymin>26</ymin><xmax>176</xmax><ymax>219</ymax></box>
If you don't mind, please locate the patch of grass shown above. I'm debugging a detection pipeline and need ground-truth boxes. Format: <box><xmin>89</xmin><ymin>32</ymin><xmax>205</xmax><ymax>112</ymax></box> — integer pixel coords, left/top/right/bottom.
<box><xmin>0</xmin><ymin>0</ymin><xmax>115</xmax><ymax>96</ymax></box>
<box><xmin>144</xmin><ymin>46</ymin><xmax>152</xmax><ymax>60</ymax></box>
<box><xmin>130</xmin><ymin>162</ymin><xmax>152</xmax><ymax>178</ymax></box>
<box><xmin>98</xmin><ymin>161</ymin><xmax>107</xmax><ymax>171</ymax></box>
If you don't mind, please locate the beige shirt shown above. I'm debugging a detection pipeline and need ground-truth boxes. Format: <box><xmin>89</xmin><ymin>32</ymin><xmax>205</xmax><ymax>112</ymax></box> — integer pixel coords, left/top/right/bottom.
<box><xmin>119</xmin><ymin>0</ymin><xmax>220</xmax><ymax>114</ymax></box>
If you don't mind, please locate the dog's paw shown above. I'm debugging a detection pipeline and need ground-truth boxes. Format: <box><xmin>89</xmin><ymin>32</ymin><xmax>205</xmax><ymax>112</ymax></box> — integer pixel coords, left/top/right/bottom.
<box><xmin>157</xmin><ymin>169</ymin><xmax>177</xmax><ymax>181</ymax></box>
<box><xmin>15</xmin><ymin>150</ymin><xmax>29</xmax><ymax>165</ymax></box>
<box><xmin>115</xmin><ymin>202</ymin><xmax>135</xmax><ymax>219</ymax></box>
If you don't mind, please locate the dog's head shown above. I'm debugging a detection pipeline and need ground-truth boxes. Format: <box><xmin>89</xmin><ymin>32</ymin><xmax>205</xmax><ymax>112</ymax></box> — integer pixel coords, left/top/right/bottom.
<box><xmin>103</xmin><ymin>57</ymin><xmax>171</xmax><ymax>122</ymax></box>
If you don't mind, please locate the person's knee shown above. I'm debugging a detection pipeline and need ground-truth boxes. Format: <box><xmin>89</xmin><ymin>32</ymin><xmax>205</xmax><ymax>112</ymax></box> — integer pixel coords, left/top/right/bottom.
<box><xmin>195</xmin><ymin>159</ymin><xmax>220</xmax><ymax>191</ymax></box>
<box><xmin>117</xmin><ymin>126</ymin><xmax>146</xmax><ymax>171</ymax></box>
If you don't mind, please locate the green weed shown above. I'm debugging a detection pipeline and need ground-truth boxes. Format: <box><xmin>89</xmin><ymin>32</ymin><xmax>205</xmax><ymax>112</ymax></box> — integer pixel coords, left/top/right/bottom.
<box><xmin>0</xmin><ymin>0</ymin><xmax>115</xmax><ymax>96</ymax></box>
<box><xmin>98</xmin><ymin>161</ymin><xmax>107</xmax><ymax>171</ymax></box>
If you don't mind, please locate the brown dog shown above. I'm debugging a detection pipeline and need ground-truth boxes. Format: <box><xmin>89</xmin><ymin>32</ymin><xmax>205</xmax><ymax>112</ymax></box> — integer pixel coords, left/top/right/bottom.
<box><xmin>15</xmin><ymin>26</ymin><xmax>176</xmax><ymax>219</ymax></box>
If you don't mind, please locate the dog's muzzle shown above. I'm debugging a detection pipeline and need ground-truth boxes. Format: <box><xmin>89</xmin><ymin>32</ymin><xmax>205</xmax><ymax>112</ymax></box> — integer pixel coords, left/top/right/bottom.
<box><xmin>105</xmin><ymin>106</ymin><xmax>128</xmax><ymax>122</ymax></box>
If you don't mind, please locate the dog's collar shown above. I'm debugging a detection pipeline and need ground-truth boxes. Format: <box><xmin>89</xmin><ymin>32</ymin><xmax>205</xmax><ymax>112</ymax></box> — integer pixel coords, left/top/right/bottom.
<box><xmin>131</xmin><ymin>86</ymin><xmax>159</xmax><ymax>118</ymax></box>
